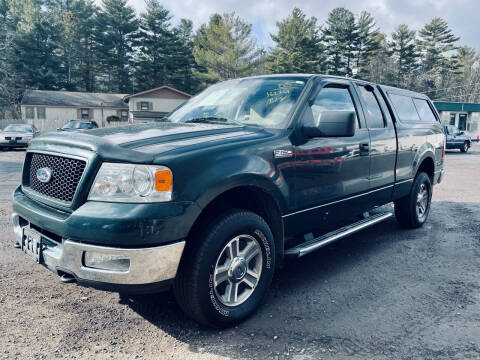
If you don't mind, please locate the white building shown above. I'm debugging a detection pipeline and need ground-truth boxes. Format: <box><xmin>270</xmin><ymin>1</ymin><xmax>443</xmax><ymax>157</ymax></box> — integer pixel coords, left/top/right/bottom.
<box><xmin>123</xmin><ymin>86</ymin><xmax>191</xmax><ymax>123</ymax></box>
<box><xmin>434</xmin><ymin>101</ymin><xmax>480</xmax><ymax>138</ymax></box>
<box><xmin>21</xmin><ymin>90</ymin><xmax>129</xmax><ymax>132</ymax></box>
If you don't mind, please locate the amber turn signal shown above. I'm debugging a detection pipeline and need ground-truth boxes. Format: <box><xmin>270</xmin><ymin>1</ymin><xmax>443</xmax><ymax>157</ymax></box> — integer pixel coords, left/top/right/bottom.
<box><xmin>155</xmin><ymin>169</ymin><xmax>173</xmax><ymax>192</ymax></box>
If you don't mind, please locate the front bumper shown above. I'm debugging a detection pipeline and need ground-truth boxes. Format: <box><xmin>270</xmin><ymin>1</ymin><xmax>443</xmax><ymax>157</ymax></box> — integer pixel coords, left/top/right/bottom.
<box><xmin>13</xmin><ymin>213</ymin><xmax>185</xmax><ymax>293</ymax></box>
<box><xmin>0</xmin><ymin>140</ymin><xmax>29</xmax><ymax>147</ymax></box>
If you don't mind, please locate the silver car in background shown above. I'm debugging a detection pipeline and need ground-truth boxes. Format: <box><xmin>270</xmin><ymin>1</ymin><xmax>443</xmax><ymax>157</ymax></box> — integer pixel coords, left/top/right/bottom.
<box><xmin>0</xmin><ymin>124</ymin><xmax>39</xmax><ymax>150</ymax></box>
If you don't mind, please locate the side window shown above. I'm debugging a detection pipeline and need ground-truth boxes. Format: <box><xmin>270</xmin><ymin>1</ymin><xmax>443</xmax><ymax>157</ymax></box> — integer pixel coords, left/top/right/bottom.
<box><xmin>388</xmin><ymin>93</ymin><xmax>420</xmax><ymax>122</ymax></box>
<box><xmin>358</xmin><ymin>86</ymin><xmax>385</xmax><ymax>128</ymax></box>
<box><xmin>311</xmin><ymin>87</ymin><xmax>358</xmax><ymax>127</ymax></box>
<box><xmin>413</xmin><ymin>98</ymin><xmax>437</xmax><ymax>122</ymax></box>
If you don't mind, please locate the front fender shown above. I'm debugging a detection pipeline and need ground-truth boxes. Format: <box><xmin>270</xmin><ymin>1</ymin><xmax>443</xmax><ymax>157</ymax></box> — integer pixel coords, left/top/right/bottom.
<box><xmin>190</xmin><ymin>154</ymin><xmax>288</xmax><ymax>214</ymax></box>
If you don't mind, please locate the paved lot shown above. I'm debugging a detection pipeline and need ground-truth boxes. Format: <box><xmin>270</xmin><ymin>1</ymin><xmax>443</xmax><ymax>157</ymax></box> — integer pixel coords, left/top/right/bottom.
<box><xmin>0</xmin><ymin>145</ymin><xmax>479</xmax><ymax>360</ymax></box>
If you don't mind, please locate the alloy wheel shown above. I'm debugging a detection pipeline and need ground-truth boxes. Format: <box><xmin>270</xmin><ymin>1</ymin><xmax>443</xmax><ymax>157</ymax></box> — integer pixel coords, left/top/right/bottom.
<box><xmin>213</xmin><ymin>234</ymin><xmax>263</xmax><ymax>307</ymax></box>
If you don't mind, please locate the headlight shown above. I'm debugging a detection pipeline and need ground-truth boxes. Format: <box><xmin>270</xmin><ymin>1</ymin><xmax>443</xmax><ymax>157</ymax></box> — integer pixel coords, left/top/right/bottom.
<box><xmin>88</xmin><ymin>163</ymin><xmax>173</xmax><ymax>202</ymax></box>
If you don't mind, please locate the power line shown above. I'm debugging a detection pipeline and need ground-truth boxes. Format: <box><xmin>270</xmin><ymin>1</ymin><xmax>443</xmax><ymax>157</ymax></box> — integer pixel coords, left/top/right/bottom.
<box><xmin>422</xmin><ymin>82</ymin><xmax>480</xmax><ymax>94</ymax></box>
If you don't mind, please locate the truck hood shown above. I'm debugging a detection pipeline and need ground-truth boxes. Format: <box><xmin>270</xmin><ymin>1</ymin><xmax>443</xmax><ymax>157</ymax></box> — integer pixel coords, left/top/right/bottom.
<box><xmin>28</xmin><ymin>122</ymin><xmax>271</xmax><ymax>163</ymax></box>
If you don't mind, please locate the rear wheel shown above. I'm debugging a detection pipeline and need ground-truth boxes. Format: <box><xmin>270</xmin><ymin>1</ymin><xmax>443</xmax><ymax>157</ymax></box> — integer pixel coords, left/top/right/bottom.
<box><xmin>460</xmin><ymin>141</ymin><xmax>469</xmax><ymax>152</ymax></box>
<box><xmin>174</xmin><ymin>210</ymin><xmax>275</xmax><ymax>328</ymax></box>
<box><xmin>394</xmin><ymin>172</ymin><xmax>432</xmax><ymax>228</ymax></box>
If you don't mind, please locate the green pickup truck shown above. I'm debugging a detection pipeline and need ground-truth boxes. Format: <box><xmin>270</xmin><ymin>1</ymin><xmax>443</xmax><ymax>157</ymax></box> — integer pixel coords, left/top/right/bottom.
<box><xmin>12</xmin><ymin>74</ymin><xmax>445</xmax><ymax>327</ymax></box>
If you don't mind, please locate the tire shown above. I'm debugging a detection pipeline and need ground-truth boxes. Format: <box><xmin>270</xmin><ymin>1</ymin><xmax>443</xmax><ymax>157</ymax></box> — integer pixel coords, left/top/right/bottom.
<box><xmin>174</xmin><ymin>210</ymin><xmax>275</xmax><ymax>328</ymax></box>
<box><xmin>460</xmin><ymin>141</ymin><xmax>469</xmax><ymax>153</ymax></box>
<box><xmin>394</xmin><ymin>172</ymin><xmax>432</xmax><ymax>229</ymax></box>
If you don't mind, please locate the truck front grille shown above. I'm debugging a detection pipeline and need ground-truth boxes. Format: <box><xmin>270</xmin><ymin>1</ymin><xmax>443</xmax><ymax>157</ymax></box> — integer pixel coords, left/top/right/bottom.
<box><xmin>25</xmin><ymin>152</ymin><xmax>86</xmax><ymax>204</ymax></box>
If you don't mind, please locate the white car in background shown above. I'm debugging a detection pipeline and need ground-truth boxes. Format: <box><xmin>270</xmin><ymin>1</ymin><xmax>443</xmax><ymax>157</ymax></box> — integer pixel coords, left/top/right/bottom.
<box><xmin>0</xmin><ymin>124</ymin><xmax>39</xmax><ymax>150</ymax></box>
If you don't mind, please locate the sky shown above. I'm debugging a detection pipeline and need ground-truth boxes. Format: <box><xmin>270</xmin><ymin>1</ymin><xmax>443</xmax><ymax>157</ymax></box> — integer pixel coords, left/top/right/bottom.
<box><xmin>113</xmin><ymin>0</ymin><xmax>478</xmax><ymax>49</ymax></box>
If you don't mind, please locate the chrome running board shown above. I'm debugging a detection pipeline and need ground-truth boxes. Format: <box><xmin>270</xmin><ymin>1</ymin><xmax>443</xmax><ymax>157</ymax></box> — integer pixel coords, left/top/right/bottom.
<box><xmin>285</xmin><ymin>212</ymin><xmax>393</xmax><ymax>258</ymax></box>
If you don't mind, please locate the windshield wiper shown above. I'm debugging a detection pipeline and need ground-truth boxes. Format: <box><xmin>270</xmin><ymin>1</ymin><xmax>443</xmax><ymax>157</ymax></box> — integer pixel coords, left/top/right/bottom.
<box><xmin>184</xmin><ymin>117</ymin><xmax>242</xmax><ymax>126</ymax></box>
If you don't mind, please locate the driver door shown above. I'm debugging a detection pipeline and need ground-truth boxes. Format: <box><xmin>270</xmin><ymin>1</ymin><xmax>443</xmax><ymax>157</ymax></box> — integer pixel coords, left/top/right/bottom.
<box><xmin>285</xmin><ymin>79</ymin><xmax>371</xmax><ymax>235</ymax></box>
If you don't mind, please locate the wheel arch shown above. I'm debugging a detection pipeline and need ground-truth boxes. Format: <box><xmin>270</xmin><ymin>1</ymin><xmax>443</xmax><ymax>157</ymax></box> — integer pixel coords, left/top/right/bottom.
<box><xmin>187</xmin><ymin>184</ymin><xmax>285</xmax><ymax>266</ymax></box>
<box><xmin>416</xmin><ymin>155</ymin><xmax>435</xmax><ymax>183</ymax></box>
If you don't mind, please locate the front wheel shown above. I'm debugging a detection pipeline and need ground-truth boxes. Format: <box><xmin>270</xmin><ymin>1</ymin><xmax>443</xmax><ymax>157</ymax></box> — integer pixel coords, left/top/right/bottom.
<box><xmin>394</xmin><ymin>172</ymin><xmax>432</xmax><ymax>228</ymax></box>
<box><xmin>460</xmin><ymin>141</ymin><xmax>469</xmax><ymax>152</ymax></box>
<box><xmin>174</xmin><ymin>210</ymin><xmax>275</xmax><ymax>328</ymax></box>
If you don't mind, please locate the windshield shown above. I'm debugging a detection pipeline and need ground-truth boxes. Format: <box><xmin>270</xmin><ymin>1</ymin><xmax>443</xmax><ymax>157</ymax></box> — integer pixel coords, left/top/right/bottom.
<box><xmin>63</xmin><ymin>121</ymin><xmax>90</xmax><ymax>129</ymax></box>
<box><xmin>167</xmin><ymin>77</ymin><xmax>307</xmax><ymax>128</ymax></box>
<box><xmin>4</xmin><ymin>124</ymin><xmax>33</xmax><ymax>132</ymax></box>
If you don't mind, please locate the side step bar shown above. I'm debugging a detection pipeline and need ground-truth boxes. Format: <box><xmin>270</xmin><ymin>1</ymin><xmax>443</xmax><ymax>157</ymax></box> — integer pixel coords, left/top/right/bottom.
<box><xmin>285</xmin><ymin>212</ymin><xmax>393</xmax><ymax>259</ymax></box>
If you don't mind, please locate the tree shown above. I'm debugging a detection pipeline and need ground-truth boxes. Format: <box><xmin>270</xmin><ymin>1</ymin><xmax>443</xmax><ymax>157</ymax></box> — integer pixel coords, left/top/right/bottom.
<box><xmin>0</xmin><ymin>0</ymin><xmax>22</xmax><ymax>117</ymax></box>
<box><xmin>169</xmin><ymin>19</ymin><xmax>202</xmax><ymax>94</ymax></box>
<box><xmin>389</xmin><ymin>24</ymin><xmax>419</xmax><ymax>87</ymax></box>
<box><xmin>355</xmin><ymin>11</ymin><xmax>381</xmax><ymax>78</ymax></box>
<box><xmin>134</xmin><ymin>0</ymin><xmax>176</xmax><ymax>92</ymax></box>
<box><xmin>322</xmin><ymin>8</ymin><xmax>358</xmax><ymax>76</ymax></box>
<box><xmin>47</xmin><ymin>0</ymin><xmax>98</xmax><ymax>91</ymax></box>
<box><xmin>12</xmin><ymin>1</ymin><xmax>62</xmax><ymax>90</ymax></box>
<box><xmin>435</xmin><ymin>46</ymin><xmax>480</xmax><ymax>102</ymax></box>
<box><xmin>364</xmin><ymin>33</ymin><xmax>396</xmax><ymax>85</ymax></box>
<box><xmin>193</xmin><ymin>13</ymin><xmax>263</xmax><ymax>84</ymax></box>
<box><xmin>417</xmin><ymin>17</ymin><xmax>460</xmax><ymax>97</ymax></box>
<box><xmin>95</xmin><ymin>0</ymin><xmax>138</xmax><ymax>93</ymax></box>
<box><xmin>267</xmin><ymin>7</ymin><xmax>324</xmax><ymax>74</ymax></box>
<box><xmin>418</xmin><ymin>17</ymin><xmax>459</xmax><ymax>72</ymax></box>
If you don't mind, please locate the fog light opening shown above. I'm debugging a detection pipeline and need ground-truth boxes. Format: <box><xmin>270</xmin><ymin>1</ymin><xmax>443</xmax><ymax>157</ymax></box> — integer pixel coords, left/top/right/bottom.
<box><xmin>83</xmin><ymin>251</ymin><xmax>130</xmax><ymax>272</ymax></box>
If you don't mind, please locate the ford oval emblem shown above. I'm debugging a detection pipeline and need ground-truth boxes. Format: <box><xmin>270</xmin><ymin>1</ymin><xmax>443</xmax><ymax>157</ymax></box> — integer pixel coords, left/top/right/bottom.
<box><xmin>36</xmin><ymin>167</ymin><xmax>53</xmax><ymax>183</ymax></box>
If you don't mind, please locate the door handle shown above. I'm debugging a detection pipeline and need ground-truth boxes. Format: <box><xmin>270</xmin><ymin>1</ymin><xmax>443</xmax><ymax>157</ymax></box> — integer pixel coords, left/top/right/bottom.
<box><xmin>359</xmin><ymin>143</ymin><xmax>370</xmax><ymax>155</ymax></box>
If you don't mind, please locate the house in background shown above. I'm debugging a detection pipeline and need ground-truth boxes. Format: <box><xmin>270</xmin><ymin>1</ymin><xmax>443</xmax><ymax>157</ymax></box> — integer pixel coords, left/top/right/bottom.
<box><xmin>21</xmin><ymin>90</ymin><xmax>128</xmax><ymax>132</ymax></box>
<box><xmin>433</xmin><ymin>101</ymin><xmax>480</xmax><ymax>137</ymax></box>
<box><xmin>20</xmin><ymin>86</ymin><xmax>192</xmax><ymax>132</ymax></box>
<box><xmin>123</xmin><ymin>86</ymin><xmax>191</xmax><ymax>123</ymax></box>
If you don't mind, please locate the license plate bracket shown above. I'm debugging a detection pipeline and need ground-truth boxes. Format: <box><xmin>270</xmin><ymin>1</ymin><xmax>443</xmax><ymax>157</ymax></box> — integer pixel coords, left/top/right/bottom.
<box><xmin>22</xmin><ymin>227</ymin><xmax>43</xmax><ymax>263</ymax></box>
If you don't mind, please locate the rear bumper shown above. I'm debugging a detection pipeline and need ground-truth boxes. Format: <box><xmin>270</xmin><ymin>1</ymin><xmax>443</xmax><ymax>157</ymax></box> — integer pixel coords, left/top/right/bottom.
<box><xmin>13</xmin><ymin>213</ymin><xmax>185</xmax><ymax>293</ymax></box>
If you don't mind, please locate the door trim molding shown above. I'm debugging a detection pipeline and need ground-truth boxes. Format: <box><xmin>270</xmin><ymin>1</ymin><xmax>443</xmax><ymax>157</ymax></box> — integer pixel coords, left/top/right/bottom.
<box><xmin>282</xmin><ymin>184</ymin><xmax>394</xmax><ymax>218</ymax></box>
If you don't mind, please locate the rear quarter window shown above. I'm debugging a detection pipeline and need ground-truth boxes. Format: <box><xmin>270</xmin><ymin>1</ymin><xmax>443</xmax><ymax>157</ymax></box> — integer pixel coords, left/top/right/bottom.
<box><xmin>413</xmin><ymin>98</ymin><xmax>438</xmax><ymax>122</ymax></box>
<box><xmin>388</xmin><ymin>93</ymin><xmax>420</xmax><ymax>122</ymax></box>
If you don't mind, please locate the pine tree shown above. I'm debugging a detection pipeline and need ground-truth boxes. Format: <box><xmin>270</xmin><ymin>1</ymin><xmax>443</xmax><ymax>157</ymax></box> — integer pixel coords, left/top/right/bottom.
<box><xmin>133</xmin><ymin>0</ymin><xmax>176</xmax><ymax>92</ymax></box>
<box><xmin>355</xmin><ymin>11</ymin><xmax>380</xmax><ymax>79</ymax></box>
<box><xmin>193</xmin><ymin>13</ymin><xmax>263</xmax><ymax>84</ymax></box>
<box><xmin>418</xmin><ymin>17</ymin><xmax>459</xmax><ymax>72</ymax></box>
<box><xmin>389</xmin><ymin>24</ymin><xmax>419</xmax><ymax>87</ymax></box>
<box><xmin>417</xmin><ymin>17</ymin><xmax>460</xmax><ymax>97</ymax></box>
<box><xmin>47</xmin><ymin>0</ymin><xmax>98</xmax><ymax>91</ymax></box>
<box><xmin>365</xmin><ymin>33</ymin><xmax>396</xmax><ymax>85</ymax></box>
<box><xmin>169</xmin><ymin>19</ymin><xmax>202</xmax><ymax>94</ymax></box>
<box><xmin>267</xmin><ymin>7</ymin><xmax>324</xmax><ymax>74</ymax></box>
<box><xmin>0</xmin><ymin>0</ymin><xmax>23</xmax><ymax>117</ymax></box>
<box><xmin>322</xmin><ymin>8</ymin><xmax>358</xmax><ymax>76</ymax></box>
<box><xmin>12</xmin><ymin>0</ymin><xmax>62</xmax><ymax>90</ymax></box>
<box><xmin>95</xmin><ymin>0</ymin><xmax>138</xmax><ymax>93</ymax></box>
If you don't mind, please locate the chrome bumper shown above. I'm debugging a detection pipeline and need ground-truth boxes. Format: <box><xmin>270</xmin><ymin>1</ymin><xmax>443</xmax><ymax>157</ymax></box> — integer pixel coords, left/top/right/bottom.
<box><xmin>12</xmin><ymin>213</ymin><xmax>185</xmax><ymax>287</ymax></box>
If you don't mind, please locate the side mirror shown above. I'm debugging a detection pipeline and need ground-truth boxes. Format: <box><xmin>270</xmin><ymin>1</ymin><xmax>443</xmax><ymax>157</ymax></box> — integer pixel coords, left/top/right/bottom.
<box><xmin>302</xmin><ymin>109</ymin><xmax>356</xmax><ymax>138</ymax></box>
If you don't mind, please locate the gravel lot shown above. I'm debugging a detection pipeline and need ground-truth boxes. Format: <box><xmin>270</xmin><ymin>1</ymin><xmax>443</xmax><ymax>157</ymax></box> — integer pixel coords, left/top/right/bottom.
<box><xmin>0</xmin><ymin>145</ymin><xmax>479</xmax><ymax>360</ymax></box>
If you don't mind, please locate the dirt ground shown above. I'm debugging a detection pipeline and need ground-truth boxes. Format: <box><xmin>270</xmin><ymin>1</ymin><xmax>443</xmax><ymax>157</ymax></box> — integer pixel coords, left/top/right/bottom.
<box><xmin>0</xmin><ymin>145</ymin><xmax>479</xmax><ymax>360</ymax></box>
